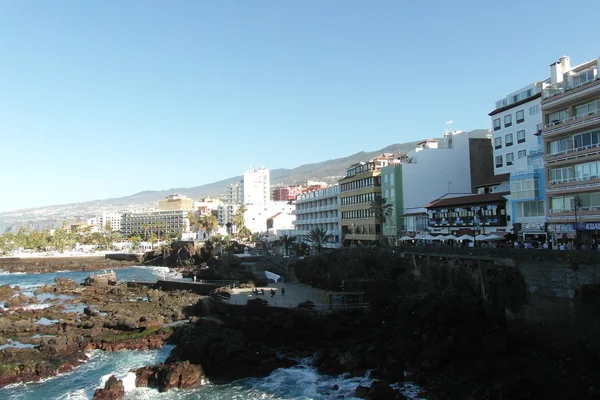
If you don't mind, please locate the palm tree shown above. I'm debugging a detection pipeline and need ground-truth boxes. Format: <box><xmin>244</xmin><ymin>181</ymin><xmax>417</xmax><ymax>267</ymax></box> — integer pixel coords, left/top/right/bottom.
<box><xmin>275</xmin><ymin>234</ymin><xmax>296</xmax><ymax>257</ymax></box>
<box><xmin>200</xmin><ymin>214</ymin><xmax>219</xmax><ymax>239</ymax></box>
<box><xmin>232</xmin><ymin>205</ymin><xmax>247</xmax><ymax>237</ymax></box>
<box><xmin>238</xmin><ymin>226</ymin><xmax>252</xmax><ymax>240</ymax></box>
<box><xmin>307</xmin><ymin>228</ymin><xmax>333</xmax><ymax>255</ymax></box>
<box><xmin>369</xmin><ymin>197</ymin><xmax>394</xmax><ymax>224</ymax></box>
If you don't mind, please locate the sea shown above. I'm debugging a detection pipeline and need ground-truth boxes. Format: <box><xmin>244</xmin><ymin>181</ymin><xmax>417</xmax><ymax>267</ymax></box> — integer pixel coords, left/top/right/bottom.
<box><xmin>0</xmin><ymin>266</ymin><xmax>423</xmax><ymax>400</ymax></box>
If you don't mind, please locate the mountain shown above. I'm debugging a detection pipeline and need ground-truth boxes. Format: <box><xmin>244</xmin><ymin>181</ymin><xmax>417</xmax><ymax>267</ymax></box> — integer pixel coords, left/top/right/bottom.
<box><xmin>0</xmin><ymin>137</ymin><xmax>446</xmax><ymax>232</ymax></box>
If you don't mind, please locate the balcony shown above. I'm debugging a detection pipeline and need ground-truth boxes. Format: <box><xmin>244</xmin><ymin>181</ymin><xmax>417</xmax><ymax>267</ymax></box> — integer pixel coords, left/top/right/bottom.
<box><xmin>543</xmin><ymin>109</ymin><xmax>600</xmax><ymax>138</ymax></box>
<box><xmin>545</xmin><ymin>143</ymin><xmax>600</xmax><ymax>165</ymax></box>
<box><xmin>546</xmin><ymin>176</ymin><xmax>600</xmax><ymax>192</ymax></box>
<box><xmin>542</xmin><ymin>72</ymin><xmax>600</xmax><ymax>101</ymax></box>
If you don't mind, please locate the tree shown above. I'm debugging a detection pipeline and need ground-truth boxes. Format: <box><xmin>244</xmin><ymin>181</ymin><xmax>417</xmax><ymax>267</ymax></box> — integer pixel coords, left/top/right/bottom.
<box><xmin>308</xmin><ymin>228</ymin><xmax>333</xmax><ymax>255</ymax></box>
<box><xmin>369</xmin><ymin>197</ymin><xmax>394</xmax><ymax>224</ymax></box>
<box><xmin>238</xmin><ymin>226</ymin><xmax>252</xmax><ymax>240</ymax></box>
<box><xmin>232</xmin><ymin>205</ymin><xmax>247</xmax><ymax>237</ymax></box>
<box><xmin>105</xmin><ymin>220</ymin><xmax>113</xmax><ymax>233</ymax></box>
<box><xmin>187</xmin><ymin>212</ymin><xmax>199</xmax><ymax>231</ymax></box>
<box><xmin>200</xmin><ymin>214</ymin><xmax>219</xmax><ymax>238</ymax></box>
<box><xmin>275</xmin><ymin>234</ymin><xmax>296</xmax><ymax>257</ymax></box>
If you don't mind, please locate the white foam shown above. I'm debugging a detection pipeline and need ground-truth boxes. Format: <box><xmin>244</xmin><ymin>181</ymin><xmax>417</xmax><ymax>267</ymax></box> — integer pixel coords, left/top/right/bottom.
<box><xmin>23</xmin><ymin>303</ymin><xmax>52</xmax><ymax>310</ymax></box>
<box><xmin>122</xmin><ymin>372</ymin><xmax>137</xmax><ymax>392</ymax></box>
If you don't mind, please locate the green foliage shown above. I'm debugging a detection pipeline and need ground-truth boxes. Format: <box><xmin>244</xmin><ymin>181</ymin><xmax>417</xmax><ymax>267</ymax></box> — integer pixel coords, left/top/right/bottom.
<box><xmin>369</xmin><ymin>197</ymin><xmax>393</xmax><ymax>224</ymax></box>
<box><xmin>307</xmin><ymin>228</ymin><xmax>333</xmax><ymax>255</ymax></box>
<box><xmin>275</xmin><ymin>234</ymin><xmax>296</xmax><ymax>257</ymax></box>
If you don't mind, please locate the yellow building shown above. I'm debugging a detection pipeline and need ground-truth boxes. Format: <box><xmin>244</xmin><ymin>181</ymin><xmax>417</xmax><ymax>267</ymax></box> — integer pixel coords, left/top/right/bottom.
<box><xmin>158</xmin><ymin>194</ymin><xmax>194</xmax><ymax>211</ymax></box>
<box><xmin>338</xmin><ymin>153</ymin><xmax>405</xmax><ymax>246</ymax></box>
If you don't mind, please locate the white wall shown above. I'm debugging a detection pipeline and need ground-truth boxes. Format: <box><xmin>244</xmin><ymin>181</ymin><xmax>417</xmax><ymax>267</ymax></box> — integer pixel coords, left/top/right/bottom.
<box><xmin>244</xmin><ymin>202</ymin><xmax>294</xmax><ymax>234</ymax></box>
<box><xmin>243</xmin><ymin>167</ymin><xmax>271</xmax><ymax>204</ymax></box>
<box><xmin>402</xmin><ymin>131</ymin><xmax>485</xmax><ymax>211</ymax></box>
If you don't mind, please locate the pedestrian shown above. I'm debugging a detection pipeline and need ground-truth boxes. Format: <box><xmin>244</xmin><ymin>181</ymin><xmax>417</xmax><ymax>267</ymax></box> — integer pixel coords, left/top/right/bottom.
<box><xmin>270</xmin><ymin>289</ymin><xmax>275</xmax><ymax>298</ymax></box>
<box><xmin>193</xmin><ymin>275</ymin><xmax>196</xmax><ymax>282</ymax></box>
<box><xmin>281</xmin><ymin>287</ymin><xmax>285</xmax><ymax>296</ymax></box>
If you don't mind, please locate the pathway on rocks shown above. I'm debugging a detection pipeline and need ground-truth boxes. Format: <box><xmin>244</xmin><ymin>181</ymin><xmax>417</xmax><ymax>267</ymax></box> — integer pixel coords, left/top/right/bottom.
<box><xmin>227</xmin><ymin>281</ymin><xmax>327</xmax><ymax>309</ymax></box>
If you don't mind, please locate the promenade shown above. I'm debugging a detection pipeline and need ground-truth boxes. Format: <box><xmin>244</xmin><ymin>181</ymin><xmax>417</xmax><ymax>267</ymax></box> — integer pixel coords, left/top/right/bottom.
<box><xmin>227</xmin><ymin>281</ymin><xmax>327</xmax><ymax>308</ymax></box>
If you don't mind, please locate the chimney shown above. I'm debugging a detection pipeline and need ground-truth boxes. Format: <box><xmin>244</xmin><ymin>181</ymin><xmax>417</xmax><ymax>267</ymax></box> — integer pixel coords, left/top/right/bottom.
<box><xmin>559</xmin><ymin>56</ymin><xmax>571</xmax><ymax>72</ymax></box>
<box><xmin>550</xmin><ymin>61</ymin><xmax>563</xmax><ymax>85</ymax></box>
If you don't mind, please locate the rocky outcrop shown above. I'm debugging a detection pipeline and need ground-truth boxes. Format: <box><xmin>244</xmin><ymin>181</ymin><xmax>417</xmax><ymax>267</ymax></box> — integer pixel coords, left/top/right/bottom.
<box><xmin>135</xmin><ymin>361</ymin><xmax>205</xmax><ymax>392</ymax></box>
<box><xmin>93</xmin><ymin>375</ymin><xmax>125</xmax><ymax>399</ymax></box>
<box><xmin>0</xmin><ymin>284</ymin><xmax>15</xmax><ymax>302</ymax></box>
<box><xmin>165</xmin><ymin>323</ymin><xmax>296</xmax><ymax>383</ymax></box>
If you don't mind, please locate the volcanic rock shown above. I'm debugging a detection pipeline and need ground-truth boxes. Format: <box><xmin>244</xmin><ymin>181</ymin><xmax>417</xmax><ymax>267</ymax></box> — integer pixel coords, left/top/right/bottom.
<box><xmin>135</xmin><ymin>361</ymin><xmax>205</xmax><ymax>392</ymax></box>
<box><xmin>93</xmin><ymin>375</ymin><xmax>125</xmax><ymax>399</ymax></box>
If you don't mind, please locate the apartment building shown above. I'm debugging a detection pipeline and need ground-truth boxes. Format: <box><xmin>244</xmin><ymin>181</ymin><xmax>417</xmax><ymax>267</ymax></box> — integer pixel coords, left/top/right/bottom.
<box><xmin>243</xmin><ymin>167</ymin><xmax>270</xmax><ymax>204</ymax></box>
<box><xmin>379</xmin><ymin>130</ymin><xmax>494</xmax><ymax>240</ymax></box>
<box><xmin>120</xmin><ymin>210</ymin><xmax>190</xmax><ymax>237</ymax></box>
<box><xmin>226</xmin><ymin>181</ymin><xmax>242</xmax><ymax>204</ymax></box>
<box><xmin>489</xmin><ymin>83</ymin><xmax>548</xmax><ymax>241</ymax></box>
<box><xmin>293</xmin><ymin>185</ymin><xmax>340</xmax><ymax>246</ymax></box>
<box><xmin>272</xmin><ymin>185</ymin><xmax>303</xmax><ymax>201</ymax></box>
<box><xmin>158</xmin><ymin>194</ymin><xmax>194</xmax><ymax>211</ymax></box>
<box><xmin>541</xmin><ymin>56</ymin><xmax>600</xmax><ymax>245</ymax></box>
<box><xmin>87</xmin><ymin>212</ymin><xmax>122</xmax><ymax>233</ymax></box>
<box><xmin>339</xmin><ymin>153</ymin><xmax>405</xmax><ymax>246</ymax></box>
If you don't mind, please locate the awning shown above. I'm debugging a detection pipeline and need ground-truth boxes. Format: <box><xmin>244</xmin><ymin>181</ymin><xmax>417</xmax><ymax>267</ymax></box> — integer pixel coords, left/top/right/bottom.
<box><xmin>456</xmin><ymin>234</ymin><xmax>475</xmax><ymax>241</ymax></box>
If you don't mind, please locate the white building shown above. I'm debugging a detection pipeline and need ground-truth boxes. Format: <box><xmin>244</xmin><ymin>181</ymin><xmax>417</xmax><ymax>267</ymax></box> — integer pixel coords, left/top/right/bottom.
<box><xmin>490</xmin><ymin>82</ymin><xmax>545</xmax><ymax>175</ymax></box>
<box><xmin>243</xmin><ymin>167</ymin><xmax>270</xmax><ymax>204</ymax></box>
<box><xmin>194</xmin><ymin>196</ymin><xmax>223</xmax><ymax>216</ymax></box>
<box><xmin>244</xmin><ymin>202</ymin><xmax>294</xmax><ymax>234</ymax></box>
<box><xmin>87</xmin><ymin>212</ymin><xmax>122</xmax><ymax>233</ymax></box>
<box><xmin>120</xmin><ymin>210</ymin><xmax>190</xmax><ymax>237</ymax></box>
<box><xmin>381</xmin><ymin>130</ymin><xmax>497</xmax><ymax>237</ymax></box>
<box><xmin>293</xmin><ymin>185</ymin><xmax>340</xmax><ymax>246</ymax></box>
<box><xmin>217</xmin><ymin>203</ymin><xmax>240</xmax><ymax>226</ymax></box>
<box><xmin>266</xmin><ymin>212</ymin><xmax>296</xmax><ymax>237</ymax></box>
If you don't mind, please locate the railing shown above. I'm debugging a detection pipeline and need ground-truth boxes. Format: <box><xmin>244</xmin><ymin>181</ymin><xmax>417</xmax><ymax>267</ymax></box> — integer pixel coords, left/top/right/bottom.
<box><xmin>214</xmin><ymin>297</ymin><xmax>370</xmax><ymax>313</ymax></box>
<box><xmin>543</xmin><ymin>112</ymin><xmax>600</xmax><ymax>137</ymax></box>
<box><xmin>543</xmin><ymin>74</ymin><xmax>599</xmax><ymax>99</ymax></box>
<box><xmin>546</xmin><ymin>180</ymin><xmax>600</xmax><ymax>192</ymax></box>
<box><xmin>546</xmin><ymin>142</ymin><xmax>600</xmax><ymax>158</ymax></box>
<box><xmin>549</xmin><ymin>206</ymin><xmax>600</xmax><ymax>214</ymax></box>
<box><xmin>511</xmin><ymin>167</ymin><xmax>537</xmax><ymax>177</ymax></box>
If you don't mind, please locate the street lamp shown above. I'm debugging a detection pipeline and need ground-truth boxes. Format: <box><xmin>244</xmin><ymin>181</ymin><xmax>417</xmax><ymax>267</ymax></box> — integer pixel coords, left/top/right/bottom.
<box><xmin>573</xmin><ymin>196</ymin><xmax>581</xmax><ymax>249</ymax></box>
<box><xmin>351</xmin><ymin>223</ymin><xmax>355</xmax><ymax>247</ymax></box>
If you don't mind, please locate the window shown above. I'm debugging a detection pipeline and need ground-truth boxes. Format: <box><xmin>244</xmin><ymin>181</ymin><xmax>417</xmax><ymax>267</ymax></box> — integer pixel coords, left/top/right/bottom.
<box><xmin>516</xmin><ymin>110</ymin><xmax>524</xmax><ymax>123</ymax></box>
<box><xmin>547</xmin><ymin>137</ymin><xmax>574</xmax><ymax>155</ymax></box>
<box><xmin>548</xmin><ymin>166</ymin><xmax>575</xmax><ymax>184</ymax></box>
<box><xmin>572</xmin><ymin>69</ymin><xmax>595</xmax><ymax>88</ymax></box>
<box><xmin>574</xmin><ymin>100</ymin><xmax>599</xmax><ymax>118</ymax></box>
<box><xmin>518</xmin><ymin>150</ymin><xmax>527</xmax><ymax>159</ymax></box>
<box><xmin>494</xmin><ymin>137</ymin><xmax>502</xmax><ymax>149</ymax></box>
<box><xmin>506</xmin><ymin>152</ymin><xmax>514</xmax><ymax>166</ymax></box>
<box><xmin>510</xmin><ymin>177</ymin><xmax>538</xmax><ymax>199</ymax></box>
<box><xmin>546</xmin><ymin>109</ymin><xmax>569</xmax><ymax>125</ymax></box>
<box><xmin>517</xmin><ymin>130</ymin><xmax>526</xmax><ymax>143</ymax></box>
<box><xmin>505</xmin><ymin>133</ymin><xmax>513</xmax><ymax>146</ymax></box>
<box><xmin>515</xmin><ymin>201</ymin><xmax>545</xmax><ymax>218</ymax></box>
<box><xmin>573</xmin><ymin>130</ymin><xmax>600</xmax><ymax>149</ymax></box>
<box><xmin>529</xmin><ymin>105</ymin><xmax>540</xmax><ymax>115</ymax></box>
<box><xmin>504</xmin><ymin>114</ymin><xmax>512</xmax><ymax>128</ymax></box>
<box><xmin>495</xmin><ymin>155</ymin><xmax>503</xmax><ymax>168</ymax></box>
<box><xmin>493</xmin><ymin>118</ymin><xmax>501</xmax><ymax>131</ymax></box>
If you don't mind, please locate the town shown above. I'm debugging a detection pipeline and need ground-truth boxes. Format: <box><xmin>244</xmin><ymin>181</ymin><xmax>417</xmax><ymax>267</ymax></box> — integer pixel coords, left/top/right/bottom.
<box><xmin>3</xmin><ymin>54</ymin><xmax>599</xmax><ymax>255</ymax></box>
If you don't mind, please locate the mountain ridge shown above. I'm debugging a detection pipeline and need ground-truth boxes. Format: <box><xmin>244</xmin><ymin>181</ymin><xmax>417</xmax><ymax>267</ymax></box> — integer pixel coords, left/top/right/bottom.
<box><xmin>0</xmin><ymin>137</ymin><xmax>451</xmax><ymax>232</ymax></box>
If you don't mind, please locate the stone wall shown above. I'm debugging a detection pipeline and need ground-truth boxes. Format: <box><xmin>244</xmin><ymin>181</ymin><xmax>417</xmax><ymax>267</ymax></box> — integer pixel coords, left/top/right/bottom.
<box><xmin>401</xmin><ymin>250</ymin><xmax>600</xmax><ymax>356</ymax></box>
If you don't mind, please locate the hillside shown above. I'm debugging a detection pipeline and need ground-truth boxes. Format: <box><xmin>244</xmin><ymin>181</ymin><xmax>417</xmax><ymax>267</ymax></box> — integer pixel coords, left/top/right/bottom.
<box><xmin>0</xmin><ymin>137</ymin><xmax>447</xmax><ymax>232</ymax></box>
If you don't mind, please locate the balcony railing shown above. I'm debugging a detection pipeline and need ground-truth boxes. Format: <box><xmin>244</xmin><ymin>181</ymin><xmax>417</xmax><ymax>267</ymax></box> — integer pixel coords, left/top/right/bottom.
<box><xmin>511</xmin><ymin>166</ymin><xmax>537</xmax><ymax>177</ymax></box>
<box><xmin>549</xmin><ymin>206</ymin><xmax>600</xmax><ymax>214</ymax></box>
<box><xmin>543</xmin><ymin>72</ymin><xmax>599</xmax><ymax>100</ymax></box>
<box><xmin>543</xmin><ymin>112</ymin><xmax>600</xmax><ymax>137</ymax></box>
<box><xmin>546</xmin><ymin>178</ymin><xmax>600</xmax><ymax>192</ymax></box>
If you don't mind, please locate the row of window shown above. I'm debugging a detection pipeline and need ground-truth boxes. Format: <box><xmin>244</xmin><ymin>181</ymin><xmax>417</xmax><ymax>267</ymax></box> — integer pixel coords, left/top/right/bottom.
<box><xmin>430</xmin><ymin>207</ymin><xmax>504</xmax><ymax>219</ymax></box>
<box><xmin>340</xmin><ymin>176</ymin><xmax>380</xmax><ymax>192</ymax></box>
<box><xmin>493</xmin><ymin>109</ymin><xmax>526</xmax><ymax>131</ymax></box>
<box><xmin>345</xmin><ymin>224</ymin><xmax>381</xmax><ymax>235</ymax></box>
<box><xmin>341</xmin><ymin>209</ymin><xmax>376</xmax><ymax>220</ymax></box>
<box><xmin>495</xmin><ymin>88</ymin><xmax>535</xmax><ymax>109</ymax></box>
<box><xmin>346</xmin><ymin>162</ymin><xmax>374</xmax><ymax>177</ymax></box>
<box><xmin>341</xmin><ymin>192</ymin><xmax>378</xmax><ymax>206</ymax></box>
<box><xmin>493</xmin><ymin>130</ymin><xmax>527</xmax><ymax>149</ymax></box>
<box><xmin>546</xmin><ymin>129</ymin><xmax>600</xmax><ymax>155</ymax></box>
<box><xmin>550</xmin><ymin>191</ymin><xmax>600</xmax><ymax>212</ymax></box>
<box><xmin>548</xmin><ymin>160</ymin><xmax>600</xmax><ymax>184</ymax></box>
<box><xmin>494</xmin><ymin>150</ymin><xmax>528</xmax><ymax>167</ymax></box>
<box><xmin>545</xmin><ymin>99</ymin><xmax>599</xmax><ymax>125</ymax></box>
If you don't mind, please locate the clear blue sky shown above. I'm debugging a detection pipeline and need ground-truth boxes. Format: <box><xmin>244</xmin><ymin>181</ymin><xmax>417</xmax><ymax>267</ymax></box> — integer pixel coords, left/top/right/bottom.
<box><xmin>0</xmin><ymin>0</ymin><xmax>598</xmax><ymax>212</ymax></box>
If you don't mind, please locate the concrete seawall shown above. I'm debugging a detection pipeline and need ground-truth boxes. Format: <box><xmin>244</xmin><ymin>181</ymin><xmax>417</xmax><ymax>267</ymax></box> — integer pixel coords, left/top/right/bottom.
<box><xmin>126</xmin><ymin>280</ymin><xmax>238</xmax><ymax>295</ymax></box>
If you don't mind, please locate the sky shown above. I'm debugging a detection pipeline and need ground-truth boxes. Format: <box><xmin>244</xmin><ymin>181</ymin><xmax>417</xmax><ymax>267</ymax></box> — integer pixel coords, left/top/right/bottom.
<box><xmin>0</xmin><ymin>0</ymin><xmax>598</xmax><ymax>213</ymax></box>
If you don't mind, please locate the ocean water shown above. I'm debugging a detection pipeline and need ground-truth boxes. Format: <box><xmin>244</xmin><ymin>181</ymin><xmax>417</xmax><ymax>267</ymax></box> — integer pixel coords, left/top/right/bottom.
<box><xmin>0</xmin><ymin>267</ymin><xmax>423</xmax><ymax>400</ymax></box>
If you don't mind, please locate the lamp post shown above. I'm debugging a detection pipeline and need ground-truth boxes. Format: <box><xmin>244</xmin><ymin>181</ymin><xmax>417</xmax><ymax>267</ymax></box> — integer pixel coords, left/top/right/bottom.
<box><xmin>573</xmin><ymin>196</ymin><xmax>581</xmax><ymax>250</ymax></box>
<box><xmin>351</xmin><ymin>223</ymin><xmax>356</xmax><ymax>248</ymax></box>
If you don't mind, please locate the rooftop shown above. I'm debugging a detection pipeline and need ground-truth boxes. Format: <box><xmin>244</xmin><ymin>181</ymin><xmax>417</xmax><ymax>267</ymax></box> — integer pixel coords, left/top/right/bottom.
<box><xmin>425</xmin><ymin>192</ymin><xmax>509</xmax><ymax>208</ymax></box>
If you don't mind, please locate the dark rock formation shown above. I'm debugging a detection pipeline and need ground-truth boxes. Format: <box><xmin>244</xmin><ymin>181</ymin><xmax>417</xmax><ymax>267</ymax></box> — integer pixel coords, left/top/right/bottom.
<box><xmin>93</xmin><ymin>375</ymin><xmax>125</xmax><ymax>399</ymax></box>
<box><xmin>135</xmin><ymin>361</ymin><xmax>205</xmax><ymax>392</ymax></box>
<box><xmin>165</xmin><ymin>323</ymin><xmax>296</xmax><ymax>383</ymax></box>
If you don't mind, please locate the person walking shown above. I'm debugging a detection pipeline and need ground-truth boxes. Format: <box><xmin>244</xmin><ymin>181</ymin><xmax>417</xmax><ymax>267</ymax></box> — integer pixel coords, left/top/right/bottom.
<box><xmin>281</xmin><ymin>287</ymin><xmax>285</xmax><ymax>296</ymax></box>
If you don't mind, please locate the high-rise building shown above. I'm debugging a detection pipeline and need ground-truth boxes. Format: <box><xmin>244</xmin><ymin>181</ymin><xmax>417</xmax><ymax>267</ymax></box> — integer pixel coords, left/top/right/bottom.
<box><xmin>293</xmin><ymin>185</ymin><xmax>340</xmax><ymax>246</ymax></box>
<box><xmin>226</xmin><ymin>181</ymin><xmax>243</xmax><ymax>204</ymax></box>
<box><xmin>541</xmin><ymin>56</ymin><xmax>600</xmax><ymax>246</ymax></box>
<box><xmin>243</xmin><ymin>167</ymin><xmax>270</xmax><ymax>204</ymax></box>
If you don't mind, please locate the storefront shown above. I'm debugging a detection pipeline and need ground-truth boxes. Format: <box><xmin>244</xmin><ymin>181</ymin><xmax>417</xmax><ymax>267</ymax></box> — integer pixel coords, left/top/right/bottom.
<box><xmin>547</xmin><ymin>223</ymin><xmax>575</xmax><ymax>246</ymax></box>
<box><xmin>520</xmin><ymin>222</ymin><xmax>548</xmax><ymax>242</ymax></box>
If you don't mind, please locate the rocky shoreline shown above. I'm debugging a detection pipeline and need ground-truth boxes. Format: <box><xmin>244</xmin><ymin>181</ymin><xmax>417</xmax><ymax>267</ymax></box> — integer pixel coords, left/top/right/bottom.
<box><xmin>2</xmin><ymin>262</ymin><xmax>599</xmax><ymax>399</ymax></box>
<box><xmin>0</xmin><ymin>256</ymin><xmax>140</xmax><ymax>274</ymax></box>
